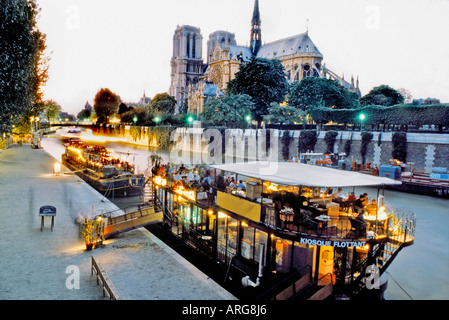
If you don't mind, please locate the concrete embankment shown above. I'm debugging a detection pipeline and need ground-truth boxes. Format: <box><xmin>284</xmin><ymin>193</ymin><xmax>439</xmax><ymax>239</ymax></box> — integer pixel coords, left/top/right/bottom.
<box><xmin>0</xmin><ymin>145</ymin><xmax>235</xmax><ymax>300</ymax></box>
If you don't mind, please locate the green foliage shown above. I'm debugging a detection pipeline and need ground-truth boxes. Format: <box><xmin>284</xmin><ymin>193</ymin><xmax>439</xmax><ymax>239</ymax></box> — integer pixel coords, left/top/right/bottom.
<box><xmin>226</xmin><ymin>58</ymin><xmax>289</xmax><ymax>124</ymax></box>
<box><xmin>281</xmin><ymin>131</ymin><xmax>291</xmax><ymax>160</ymax></box>
<box><xmin>201</xmin><ymin>94</ymin><xmax>254</xmax><ymax>128</ymax></box>
<box><xmin>118</xmin><ymin>102</ymin><xmax>131</xmax><ymax>114</ymax></box>
<box><xmin>147</xmin><ymin>125</ymin><xmax>175</xmax><ymax>149</ymax></box>
<box><xmin>0</xmin><ymin>0</ymin><xmax>46</xmax><ymax>134</ymax></box>
<box><xmin>77</xmin><ymin>108</ymin><xmax>91</xmax><ymax>121</ymax></box>
<box><xmin>148</xmin><ymin>93</ymin><xmax>176</xmax><ymax>115</ymax></box>
<box><xmin>310</xmin><ymin>104</ymin><xmax>449</xmax><ymax>126</ymax></box>
<box><xmin>288</xmin><ymin>77</ymin><xmax>360</xmax><ymax>112</ymax></box>
<box><xmin>392</xmin><ymin>132</ymin><xmax>407</xmax><ymax>162</ymax></box>
<box><xmin>360</xmin><ymin>85</ymin><xmax>404</xmax><ymax>106</ymax></box>
<box><xmin>360</xmin><ymin>132</ymin><xmax>373</xmax><ymax>164</ymax></box>
<box><xmin>344</xmin><ymin>139</ymin><xmax>352</xmax><ymax>156</ymax></box>
<box><xmin>324</xmin><ymin>131</ymin><xmax>338</xmax><ymax>153</ymax></box>
<box><xmin>120</xmin><ymin>106</ymin><xmax>148</xmax><ymax>125</ymax></box>
<box><xmin>44</xmin><ymin>100</ymin><xmax>62</xmax><ymax>122</ymax></box>
<box><xmin>81</xmin><ymin>218</ymin><xmax>95</xmax><ymax>244</ymax></box>
<box><xmin>298</xmin><ymin>130</ymin><xmax>317</xmax><ymax>153</ymax></box>
<box><xmin>263</xmin><ymin>102</ymin><xmax>306</xmax><ymax>125</ymax></box>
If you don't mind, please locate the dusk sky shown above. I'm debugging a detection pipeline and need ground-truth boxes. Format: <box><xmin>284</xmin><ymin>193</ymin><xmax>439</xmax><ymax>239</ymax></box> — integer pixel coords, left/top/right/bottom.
<box><xmin>37</xmin><ymin>0</ymin><xmax>449</xmax><ymax>115</ymax></box>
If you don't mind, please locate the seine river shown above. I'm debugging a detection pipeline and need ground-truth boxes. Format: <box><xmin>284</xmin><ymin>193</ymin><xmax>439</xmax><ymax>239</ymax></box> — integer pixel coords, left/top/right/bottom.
<box><xmin>41</xmin><ymin>130</ymin><xmax>449</xmax><ymax>300</ymax></box>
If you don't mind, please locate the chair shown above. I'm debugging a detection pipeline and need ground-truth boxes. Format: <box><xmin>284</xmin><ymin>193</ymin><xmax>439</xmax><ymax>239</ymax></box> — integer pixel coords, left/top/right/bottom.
<box><xmin>349</xmin><ymin>218</ymin><xmax>366</xmax><ymax>238</ymax></box>
<box><xmin>326</xmin><ymin>202</ymin><xmax>340</xmax><ymax>221</ymax></box>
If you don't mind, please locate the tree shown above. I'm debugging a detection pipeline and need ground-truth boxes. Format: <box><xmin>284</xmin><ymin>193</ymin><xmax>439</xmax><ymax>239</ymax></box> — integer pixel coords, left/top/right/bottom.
<box><xmin>0</xmin><ymin>0</ymin><xmax>47</xmax><ymax>135</ymax></box>
<box><xmin>93</xmin><ymin>88</ymin><xmax>119</xmax><ymax>123</ymax></box>
<box><xmin>118</xmin><ymin>102</ymin><xmax>131</xmax><ymax>115</ymax></box>
<box><xmin>148</xmin><ymin>93</ymin><xmax>176</xmax><ymax>116</ymax></box>
<box><xmin>226</xmin><ymin>58</ymin><xmax>289</xmax><ymax>126</ymax></box>
<box><xmin>29</xmin><ymin>27</ymin><xmax>50</xmax><ymax>116</ymax></box>
<box><xmin>360</xmin><ymin>132</ymin><xmax>373</xmax><ymax>164</ymax></box>
<box><xmin>263</xmin><ymin>102</ymin><xmax>306</xmax><ymax>125</ymax></box>
<box><xmin>201</xmin><ymin>94</ymin><xmax>254</xmax><ymax>128</ymax></box>
<box><xmin>77</xmin><ymin>108</ymin><xmax>91</xmax><ymax>121</ymax></box>
<box><xmin>289</xmin><ymin>77</ymin><xmax>360</xmax><ymax>112</ymax></box>
<box><xmin>120</xmin><ymin>106</ymin><xmax>148</xmax><ymax>125</ymax></box>
<box><xmin>360</xmin><ymin>85</ymin><xmax>404</xmax><ymax>106</ymax></box>
<box><xmin>397</xmin><ymin>88</ymin><xmax>413</xmax><ymax>104</ymax></box>
<box><xmin>44</xmin><ymin>100</ymin><xmax>62</xmax><ymax>123</ymax></box>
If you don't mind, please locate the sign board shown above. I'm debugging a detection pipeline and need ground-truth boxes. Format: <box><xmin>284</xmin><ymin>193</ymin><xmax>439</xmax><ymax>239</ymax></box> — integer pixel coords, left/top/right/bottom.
<box><xmin>39</xmin><ymin>205</ymin><xmax>56</xmax><ymax>231</ymax></box>
<box><xmin>39</xmin><ymin>205</ymin><xmax>57</xmax><ymax>216</ymax></box>
<box><xmin>429</xmin><ymin>173</ymin><xmax>449</xmax><ymax>181</ymax></box>
<box><xmin>299</xmin><ymin>237</ymin><xmax>366</xmax><ymax>248</ymax></box>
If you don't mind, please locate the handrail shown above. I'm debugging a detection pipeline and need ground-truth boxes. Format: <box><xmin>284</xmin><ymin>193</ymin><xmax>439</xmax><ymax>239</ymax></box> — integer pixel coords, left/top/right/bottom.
<box><xmin>385</xmin><ymin>204</ymin><xmax>416</xmax><ymax>243</ymax></box>
<box><xmin>91</xmin><ymin>256</ymin><xmax>120</xmax><ymax>300</ymax></box>
<box><xmin>107</xmin><ymin>204</ymin><xmax>158</xmax><ymax>226</ymax></box>
<box><xmin>255</xmin><ymin>265</ymin><xmax>312</xmax><ymax>301</ymax></box>
<box><xmin>290</xmin><ymin>272</ymin><xmax>333</xmax><ymax>300</ymax></box>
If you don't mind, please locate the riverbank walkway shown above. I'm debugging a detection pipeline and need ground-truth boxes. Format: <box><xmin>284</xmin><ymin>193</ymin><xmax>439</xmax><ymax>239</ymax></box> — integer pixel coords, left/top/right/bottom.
<box><xmin>0</xmin><ymin>145</ymin><xmax>236</xmax><ymax>300</ymax></box>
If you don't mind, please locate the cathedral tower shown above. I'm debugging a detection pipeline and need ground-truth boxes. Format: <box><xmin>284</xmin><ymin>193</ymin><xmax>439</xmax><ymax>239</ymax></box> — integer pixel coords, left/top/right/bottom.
<box><xmin>169</xmin><ymin>25</ymin><xmax>204</xmax><ymax>113</ymax></box>
<box><xmin>250</xmin><ymin>0</ymin><xmax>262</xmax><ymax>56</ymax></box>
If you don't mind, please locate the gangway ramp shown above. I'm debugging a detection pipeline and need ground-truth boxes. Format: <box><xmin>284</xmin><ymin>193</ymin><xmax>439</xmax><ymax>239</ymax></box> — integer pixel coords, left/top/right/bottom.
<box><xmin>103</xmin><ymin>205</ymin><xmax>163</xmax><ymax>239</ymax></box>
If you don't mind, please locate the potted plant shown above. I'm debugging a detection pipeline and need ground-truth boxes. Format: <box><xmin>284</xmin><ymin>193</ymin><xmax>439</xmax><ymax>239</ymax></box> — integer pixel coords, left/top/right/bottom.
<box><xmin>81</xmin><ymin>218</ymin><xmax>95</xmax><ymax>250</ymax></box>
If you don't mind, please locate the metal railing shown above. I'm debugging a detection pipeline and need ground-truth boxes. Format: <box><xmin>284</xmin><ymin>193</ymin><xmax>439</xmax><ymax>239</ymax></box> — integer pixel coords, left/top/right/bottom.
<box><xmin>385</xmin><ymin>204</ymin><xmax>416</xmax><ymax>244</ymax></box>
<box><xmin>91</xmin><ymin>256</ymin><xmax>120</xmax><ymax>300</ymax></box>
<box><xmin>290</xmin><ymin>272</ymin><xmax>334</xmax><ymax>300</ymax></box>
<box><xmin>255</xmin><ymin>265</ymin><xmax>312</xmax><ymax>300</ymax></box>
<box><xmin>261</xmin><ymin>202</ymin><xmax>416</xmax><ymax>243</ymax></box>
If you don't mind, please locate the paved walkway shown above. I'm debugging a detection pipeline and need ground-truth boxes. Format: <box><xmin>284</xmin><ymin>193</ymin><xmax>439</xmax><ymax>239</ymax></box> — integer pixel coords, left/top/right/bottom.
<box><xmin>0</xmin><ymin>145</ymin><xmax>236</xmax><ymax>300</ymax></box>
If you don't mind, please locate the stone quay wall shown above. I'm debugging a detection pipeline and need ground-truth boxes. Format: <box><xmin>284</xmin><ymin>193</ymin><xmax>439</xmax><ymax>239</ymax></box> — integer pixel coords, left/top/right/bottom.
<box><xmin>97</xmin><ymin>125</ymin><xmax>449</xmax><ymax>173</ymax></box>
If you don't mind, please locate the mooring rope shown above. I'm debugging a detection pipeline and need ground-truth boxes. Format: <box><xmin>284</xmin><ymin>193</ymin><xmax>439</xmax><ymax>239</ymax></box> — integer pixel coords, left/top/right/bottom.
<box><xmin>385</xmin><ymin>271</ymin><xmax>413</xmax><ymax>300</ymax></box>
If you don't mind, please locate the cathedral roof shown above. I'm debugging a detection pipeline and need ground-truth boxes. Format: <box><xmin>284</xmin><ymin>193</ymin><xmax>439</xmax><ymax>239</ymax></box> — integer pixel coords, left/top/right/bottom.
<box><xmin>256</xmin><ymin>32</ymin><xmax>323</xmax><ymax>59</ymax></box>
<box><xmin>229</xmin><ymin>45</ymin><xmax>253</xmax><ymax>62</ymax></box>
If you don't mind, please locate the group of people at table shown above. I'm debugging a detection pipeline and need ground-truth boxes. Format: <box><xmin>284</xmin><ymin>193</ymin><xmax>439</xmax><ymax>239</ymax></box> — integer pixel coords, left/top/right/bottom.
<box><xmin>324</xmin><ymin>187</ymin><xmax>387</xmax><ymax>236</ymax></box>
<box><xmin>278</xmin><ymin>187</ymin><xmax>386</xmax><ymax>236</ymax></box>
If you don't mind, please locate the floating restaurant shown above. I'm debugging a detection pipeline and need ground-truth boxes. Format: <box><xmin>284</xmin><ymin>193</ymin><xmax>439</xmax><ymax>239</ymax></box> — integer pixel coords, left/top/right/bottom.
<box><xmin>62</xmin><ymin>142</ymin><xmax>145</xmax><ymax>197</ymax></box>
<box><xmin>152</xmin><ymin>161</ymin><xmax>416</xmax><ymax>300</ymax></box>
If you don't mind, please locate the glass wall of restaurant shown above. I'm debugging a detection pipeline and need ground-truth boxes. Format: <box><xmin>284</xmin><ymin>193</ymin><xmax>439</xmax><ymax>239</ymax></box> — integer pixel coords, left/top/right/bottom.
<box><xmin>158</xmin><ymin>187</ymin><xmax>333</xmax><ymax>279</ymax></box>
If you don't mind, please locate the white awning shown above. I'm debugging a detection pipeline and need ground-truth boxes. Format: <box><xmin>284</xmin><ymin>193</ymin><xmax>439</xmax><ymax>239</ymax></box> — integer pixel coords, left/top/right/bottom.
<box><xmin>210</xmin><ymin>161</ymin><xmax>402</xmax><ymax>188</ymax></box>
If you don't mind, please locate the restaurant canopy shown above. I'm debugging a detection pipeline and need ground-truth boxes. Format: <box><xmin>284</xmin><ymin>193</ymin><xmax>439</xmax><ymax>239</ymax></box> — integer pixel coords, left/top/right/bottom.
<box><xmin>210</xmin><ymin>161</ymin><xmax>402</xmax><ymax>188</ymax></box>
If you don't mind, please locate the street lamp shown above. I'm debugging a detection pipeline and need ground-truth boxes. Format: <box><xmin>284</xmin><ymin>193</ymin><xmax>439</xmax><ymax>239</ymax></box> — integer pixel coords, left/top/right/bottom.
<box><xmin>245</xmin><ymin>115</ymin><xmax>252</xmax><ymax>128</ymax></box>
<box><xmin>359</xmin><ymin>113</ymin><xmax>366</xmax><ymax>131</ymax></box>
<box><xmin>30</xmin><ymin>116</ymin><xmax>35</xmax><ymax>132</ymax></box>
<box><xmin>133</xmin><ymin>116</ymin><xmax>138</xmax><ymax>125</ymax></box>
<box><xmin>154</xmin><ymin>116</ymin><xmax>161</xmax><ymax>125</ymax></box>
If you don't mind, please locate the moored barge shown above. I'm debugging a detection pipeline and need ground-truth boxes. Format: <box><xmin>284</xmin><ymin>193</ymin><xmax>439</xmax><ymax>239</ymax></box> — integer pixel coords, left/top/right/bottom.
<box><xmin>152</xmin><ymin>161</ymin><xmax>416</xmax><ymax>300</ymax></box>
<box><xmin>62</xmin><ymin>142</ymin><xmax>145</xmax><ymax>197</ymax></box>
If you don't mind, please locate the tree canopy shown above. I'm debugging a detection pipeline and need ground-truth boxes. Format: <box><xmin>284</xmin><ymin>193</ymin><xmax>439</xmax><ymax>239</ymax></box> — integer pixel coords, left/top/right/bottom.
<box><xmin>263</xmin><ymin>102</ymin><xmax>306</xmax><ymax>125</ymax></box>
<box><xmin>201</xmin><ymin>94</ymin><xmax>254</xmax><ymax>128</ymax></box>
<box><xmin>226</xmin><ymin>58</ymin><xmax>289</xmax><ymax>125</ymax></box>
<box><xmin>310</xmin><ymin>104</ymin><xmax>449</xmax><ymax>127</ymax></box>
<box><xmin>148</xmin><ymin>93</ymin><xmax>176</xmax><ymax>115</ymax></box>
<box><xmin>44</xmin><ymin>100</ymin><xmax>62</xmax><ymax>122</ymax></box>
<box><xmin>0</xmin><ymin>0</ymin><xmax>47</xmax><ymax>134</ymax></box>
<box><xmin>360</xmin><ymin>85</ymin><xmax>404</xmax><ymax>106</ymax></box>
<box><xmin>288</xmin><ymin>77</ymin><xmax>360</xmax><ymax>111</ymax></box>
<box><xmin>93</xmin><ymin>88</ymin><xmax>119</xmax><ymax>123</ymax></box>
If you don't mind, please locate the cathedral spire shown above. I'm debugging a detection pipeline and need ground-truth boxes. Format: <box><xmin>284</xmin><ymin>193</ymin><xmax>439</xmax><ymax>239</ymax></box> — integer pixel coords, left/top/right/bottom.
<box><xmin>250</xmin><ymin>0</ymin><xmax>262</xmax><ymax>57</ymax></box>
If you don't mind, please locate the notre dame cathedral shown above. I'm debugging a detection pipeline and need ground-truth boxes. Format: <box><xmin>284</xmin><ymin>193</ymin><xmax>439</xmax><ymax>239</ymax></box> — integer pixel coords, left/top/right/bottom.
<box><xmin>168</xmin><ymin>0</ymin><xmax>361</xmax><ymax>115</ymax></box>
